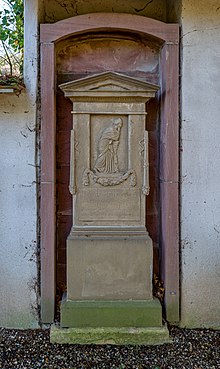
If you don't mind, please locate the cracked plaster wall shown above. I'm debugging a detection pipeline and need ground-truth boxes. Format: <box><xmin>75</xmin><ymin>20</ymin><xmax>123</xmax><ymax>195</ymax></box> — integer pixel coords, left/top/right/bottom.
<box><xmin>180</xmin><ymin>0</ymin><xmax>220</xmax><ymax>328</ymax></box>
<box><xmin>0</xmin><ymin>95</ymin><xmax>38</xmax><ymax>328</ymax></box>
<box><xmin>0</xmin><ymin>0</ymin><xmax>44</xmax><ymax>328</ymax></box>
<box><xmin>43</xmin><ymin>0</ymin><xmax>167</xmax><ymax>23</ymax></box>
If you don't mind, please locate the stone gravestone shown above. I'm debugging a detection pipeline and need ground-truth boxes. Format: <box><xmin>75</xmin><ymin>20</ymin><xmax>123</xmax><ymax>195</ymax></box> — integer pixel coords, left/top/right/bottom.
<box><xmin>58</xmin><ymin>72</ymin><xmax>168</xmax><ymax>344</ymax></box>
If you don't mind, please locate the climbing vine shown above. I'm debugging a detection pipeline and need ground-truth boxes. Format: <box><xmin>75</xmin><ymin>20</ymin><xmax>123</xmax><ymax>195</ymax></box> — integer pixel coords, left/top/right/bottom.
<box><xmin>0</xmin><ymin>0</ymin><xmax>24</xmax><ymax>76</ymax></box>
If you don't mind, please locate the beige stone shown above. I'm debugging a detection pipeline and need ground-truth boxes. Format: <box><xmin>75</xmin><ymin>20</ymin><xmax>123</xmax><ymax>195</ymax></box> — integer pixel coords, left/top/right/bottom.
<box><xmin>59</xmin><ymin>72</ymin><xmax>159</xmax><ymax>232</ymax></box>
<box><xmin>77</xmin><ymin>188</ymin><xmax>141</xmax><ymax>222</ymax></box>
<box><xmin>59</xmin><ymin>72</ymin><xmax>159</xmax><ymax>304</ymax></box>
<box><xmin>67</xmin><ymin>236</ymin><xmax>153</xmax><ymax>300</ymax></box>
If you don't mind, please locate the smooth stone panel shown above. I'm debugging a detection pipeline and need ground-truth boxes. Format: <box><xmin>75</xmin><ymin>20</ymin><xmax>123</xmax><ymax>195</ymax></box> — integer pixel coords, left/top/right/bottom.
<box><xmin>67</xmin><ymin>237</ymin><xmax>153</xmax><ymax>300</ymax></box>
<box><xmin>78</xmin><ymin>188</ymin><xmax>141</xmax><ymax>222</ymax></box>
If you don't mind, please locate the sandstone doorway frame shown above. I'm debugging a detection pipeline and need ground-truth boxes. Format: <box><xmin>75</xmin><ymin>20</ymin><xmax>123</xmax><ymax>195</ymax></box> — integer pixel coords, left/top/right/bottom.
<box><xmin>40</xmin><ymin>13</ymin><xmax>179</xmax><ymax>324</ymax></box>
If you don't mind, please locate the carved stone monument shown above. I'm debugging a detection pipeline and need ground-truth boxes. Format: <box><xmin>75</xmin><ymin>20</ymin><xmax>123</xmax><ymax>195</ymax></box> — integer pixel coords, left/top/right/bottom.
<box><xmin>58</xmin><ymin>72</ymin><xmax>166</xmax><ymax>343</ymax></box>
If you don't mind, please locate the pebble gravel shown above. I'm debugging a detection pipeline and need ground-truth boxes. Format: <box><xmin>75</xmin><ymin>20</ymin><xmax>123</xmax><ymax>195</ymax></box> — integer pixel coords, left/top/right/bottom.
<box><xmin>0</xmin><ymin>326</ymin><xmax>220</xmax><ymax>369</ymax></box>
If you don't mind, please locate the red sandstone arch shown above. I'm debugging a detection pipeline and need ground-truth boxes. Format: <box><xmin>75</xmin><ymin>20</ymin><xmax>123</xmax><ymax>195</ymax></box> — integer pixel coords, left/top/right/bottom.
<box><xmin>40</xmin><ymin>13</ymin><xmax>179</xmax><ymax>324</ymax></box>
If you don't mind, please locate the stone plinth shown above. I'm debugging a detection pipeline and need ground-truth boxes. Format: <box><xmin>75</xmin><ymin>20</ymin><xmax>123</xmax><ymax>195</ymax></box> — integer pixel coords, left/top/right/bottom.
<box><xmin>51</xmin><ymin>325</ymin><xmax>171</xmax><ymax>345</ymax></box>
<box><xmin>67</xmin><ymin>236</ymin><xmax>153</xmax><ymax>301</ymax></box>
<box><xmin>61</xmin><ymin>299</ymin><xmax>162</xmax><ymax>328</ymax></box>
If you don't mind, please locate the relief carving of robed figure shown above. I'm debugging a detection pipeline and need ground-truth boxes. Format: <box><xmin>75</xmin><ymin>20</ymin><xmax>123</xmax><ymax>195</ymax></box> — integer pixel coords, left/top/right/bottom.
<box><xmin>94</xmin><ymin>117</ymin><xmax>123</xmax><ymax>174</ymax></box>
<box><xmin>83</xmin><ymin>116</ymin><xmax>136</xmax><ymax>187</ymax></box>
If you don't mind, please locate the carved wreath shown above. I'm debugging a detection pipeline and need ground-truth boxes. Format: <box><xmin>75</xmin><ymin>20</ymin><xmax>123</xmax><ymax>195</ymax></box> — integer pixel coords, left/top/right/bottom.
<box><xmin>82</xmin><ymin>169</ymin><xmax>137</xmax><ymax>187</ymax></box>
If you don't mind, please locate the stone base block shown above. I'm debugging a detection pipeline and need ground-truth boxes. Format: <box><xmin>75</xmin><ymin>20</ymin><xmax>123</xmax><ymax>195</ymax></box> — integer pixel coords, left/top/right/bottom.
<box><xmin>61</xmin><ymin>299</ymin><xmax>162</xmax><ymax>328</ymax></box>
<box><xmin>50</xmin><ymin>325</ymin><xmax>171</xmax><ymax>345</ymax></box>
<box><xmin>67</xmin><ymin>236</ymin><xmax>153</xmax><ymax>300</ymax></box>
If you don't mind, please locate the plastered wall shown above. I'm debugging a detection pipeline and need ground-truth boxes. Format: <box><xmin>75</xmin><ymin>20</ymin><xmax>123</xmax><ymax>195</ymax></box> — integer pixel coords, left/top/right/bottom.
<box><xmin>43</xmin><ymin>0</ymin><xmax>167</xmax><ymax>22</ymax></box>
<box><xmin>180</xmin><ymin>0</ymin><xmax>220</xmax><ymax>328</ymax></box>
<box><xmin>0</xmin><ymin>0</ymin><xmax>44</xmax><ymax>328</ymax></box>
<box><xmin>0</xmin><ymin>94</ymin><xmax>38</xmax><ymax>328</ymax></box>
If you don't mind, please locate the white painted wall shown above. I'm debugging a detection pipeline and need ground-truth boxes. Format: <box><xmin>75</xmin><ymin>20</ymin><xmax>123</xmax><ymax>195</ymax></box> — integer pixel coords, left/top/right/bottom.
<box><xmin>180</xmin><ymin>0</ymin><xmax>220</xmax><ymax>328</ymax></box>
<box><xmin>0</xmin><ymin>0</ymin><xmax>43</xmax><ymax>328</ymax></box>
<box><xmin>0</xmin><ymin>94</ymin><xmax>38</xmax><ymax>328</ymax></box>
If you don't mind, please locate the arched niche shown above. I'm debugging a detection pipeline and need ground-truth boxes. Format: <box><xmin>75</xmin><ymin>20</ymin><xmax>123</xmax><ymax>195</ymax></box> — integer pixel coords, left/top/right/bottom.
<box><xmin>40</xmin><ymin>13</ymin><xmax>179</xmax><ymax>324</ymax></box>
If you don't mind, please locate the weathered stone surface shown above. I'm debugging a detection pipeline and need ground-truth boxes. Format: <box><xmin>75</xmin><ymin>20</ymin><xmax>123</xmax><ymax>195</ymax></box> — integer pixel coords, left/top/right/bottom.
<box><xmin>67</xmin><ymin>237</ymin><xmax>153</xmax><ymax>301</ymax></box>
<box><xmin>77</xmin><ymin>188</ymin><xmax>141</xmax><ymax>221</ymax></box>
<box><xmin>50</xmin><ymin>325</ymin><xmax>170</xmax><ymax>345</ymax></box>
<box><xmin>59</xmin><ymin>73</ymin><xmax>159</xmax><ymax>232</ymax></box>
<box><xmin>61</xmin><ymin>299</ymin><xmax>162</xmax><ymax>328</ymax></box>
<box><xmin>59</xmin><ymin>71</ymin><xmax>160</xmax><ymax>335</ymax></box>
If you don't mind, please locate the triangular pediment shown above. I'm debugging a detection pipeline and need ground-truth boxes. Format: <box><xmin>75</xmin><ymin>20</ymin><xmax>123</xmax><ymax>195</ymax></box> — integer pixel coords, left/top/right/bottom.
<box><xmin>59</xmin><ymin>72</ymin><xmax>159</xmax><ymax>100</ymax></box>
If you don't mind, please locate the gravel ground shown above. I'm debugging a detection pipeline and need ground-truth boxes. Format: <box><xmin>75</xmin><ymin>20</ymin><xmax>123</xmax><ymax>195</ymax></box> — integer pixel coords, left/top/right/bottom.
<box><xmin>0</xmin><ymin>326</ymin><xmax>220</xmax><ymax>369</ymax></box>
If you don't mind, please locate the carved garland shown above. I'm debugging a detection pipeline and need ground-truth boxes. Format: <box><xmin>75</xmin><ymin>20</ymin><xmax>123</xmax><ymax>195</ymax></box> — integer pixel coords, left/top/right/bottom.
<box><xmin>82</xmin><ymin>168</ymin><xmax>137</xmax><ymax>187</ymax></box>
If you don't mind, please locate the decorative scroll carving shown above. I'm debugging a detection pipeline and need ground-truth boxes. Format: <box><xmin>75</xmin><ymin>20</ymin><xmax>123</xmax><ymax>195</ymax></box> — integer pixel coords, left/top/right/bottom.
<box><xmin>94</xmin><ymin>117</ymin><xmax>123</xmax><ymax>174</ymax></box>
<box><xmin>83</xmin><ymin>168</ymin><xmax>136</xmax><ymax>187</ymax></box>
<box><xmin>139</xmin><ymin>137</ymin><xmax>144</xmax><ymax>157</ymax></box>
<box><xmin>139</xmin><ymin>131</ymin><xmax>150</xmax><ymax>196</ymax></box>
<box><xmin>69</xmin><ymin>129</ymin><xmax>77</xmax><ymax>195</ymax></box>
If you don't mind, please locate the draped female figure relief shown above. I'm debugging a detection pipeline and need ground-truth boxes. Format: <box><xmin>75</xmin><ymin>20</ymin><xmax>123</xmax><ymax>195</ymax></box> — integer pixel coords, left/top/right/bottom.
<box><xmin>94</xmin><ymin>117</ymin><xmax>123</xmax><ymax>174</ymax></box>
<box><xmin>82</xmin><ymin>116</ymin><xmax>136</xmax><ymax>187</ymax></box>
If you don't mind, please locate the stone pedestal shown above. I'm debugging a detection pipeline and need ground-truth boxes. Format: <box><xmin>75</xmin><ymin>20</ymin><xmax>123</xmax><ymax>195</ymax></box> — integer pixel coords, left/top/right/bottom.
<box><xmin>66</xmin><ymin>236</ymin><xmax>153</xmax><ymax>301</ymax></box>
<box><xmin>61</xmin><ymin>299</ymin><xmax>162</xmax><ymax>329</ymax></box>
<box><xmin>57</xmin><ymin>72</ymin><xmax>167</xmax><ymax>344</ymax></box>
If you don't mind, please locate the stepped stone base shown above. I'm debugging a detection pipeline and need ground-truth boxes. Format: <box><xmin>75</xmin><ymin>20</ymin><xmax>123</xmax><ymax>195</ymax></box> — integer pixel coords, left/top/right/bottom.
<box><xmin>61</xmin><ymin>299</ymin><xmax>162</xmax><ymax>328</ymax></box>
<box><xmin>50</xmin><ymin>325</ymin><xmax>171</xmax><ymax>345</ymax></box>
<box><xmin>55</xmin><ymin>298</ymin><xmax>169</xmax><ymax>345</ymax></box>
